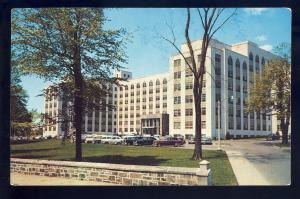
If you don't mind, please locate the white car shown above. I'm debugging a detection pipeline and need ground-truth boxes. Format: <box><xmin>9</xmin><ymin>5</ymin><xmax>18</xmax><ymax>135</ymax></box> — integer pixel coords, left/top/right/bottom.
<box><xmin>85</xmin><ymin>134</ymin><xmax>102</xmax><ymax>144</ymax></box>
<box><xmin>101</xmin><ymin>135</ymin><xmax>124</xmax><ymax>145</ymax></box>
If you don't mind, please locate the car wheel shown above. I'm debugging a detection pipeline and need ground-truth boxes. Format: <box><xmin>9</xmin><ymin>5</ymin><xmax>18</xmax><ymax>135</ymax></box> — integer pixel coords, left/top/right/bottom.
<box><xmin>174</xmin><ymin>143</ymin><xmax>178</xmax><ymax>147</ymax></box>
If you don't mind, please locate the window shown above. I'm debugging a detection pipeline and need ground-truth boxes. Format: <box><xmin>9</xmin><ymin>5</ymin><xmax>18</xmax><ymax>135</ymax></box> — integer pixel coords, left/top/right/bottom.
<box><xmin>236</xmin><ymin>59</ymin><xmax>240</xmax><ymax>80</ymax></box>
<box><xmin>174</xmin><ymin>83</ymin><xmax>181</xmax><ymax>91</ymax></box>
<box><xmin>131</xmin><ymin>84</ymin><xmax>134</xmax><ymax>89</ymax></box>
<box><xmin>155</xmin><ymin>104</ymin><xmax>160</xmax><ymax>108</ymax></box>
<box><xmin>156</xmin><ymin>79</ymin><xmax>160</xmax><ymax>85</ymax></box>
<box><xmin>249</xmin><ymin>52</ymin><xmax>254</xmax><ymax>72</ymax></box>
<box><xmin>255</xmin><ymin>55</ymin><xmax>260</xmax><ymax>74</ymax></box>
<box><xmin>201</xmin><ymin>107</ymin><xmax>206</xmax><ymax>115</ymax></box>
<box><xmin>186</xmin><ymin>82</ymin><xmax>193</xmax><ymax>90</ymax></box>
<box><xmin>143</xmin><ymin>82</ymin><xmax>147</xmax><ymax>87</ymax></box>
<box><xmin>174</xmin><ymin>96</ymin><xmax>181</xmax><ymax>104</ymax></box>
<box><xmin>185</xmin><ymin>67</ymin><xmax>193</xmax><ymax>77</ymax></box>
<box><xmin>185</xmin><ymin>121</ymin><xmax>193</xmax><ymax>129</ymax></box>
<box><xmin>163</xmin><ymin>86</ymin><xmax>167</xmax><ymax>92</ymax></box>
<box><xmin>149</xmin><ymin>89</ymin><xmax>153</xmax><ymax>94</ymax></box>
<box><xmin>136</xmin><ymin>91</ymin><xmax>140</xmax><ymax>95</ymax></box>
<box><xmin>215</xmin><ymin>54</ymin><xmax>221</xmax><ymax>75</ymax></box>
<box><xmin>149</xmin><ymin>97</ymin><xmax>153</xmax><ymax>101</ymax></box>
<box><xmin>142</xmin><ymin>98</ymin><xmax>146</xmax><ymax>102</ymax></box>
<box><xmin>163</xmin><ymin>78</ymin><xmax>167</xmax><ymax>84</ymax></box>
<box><xmin>163</xmin><ymin>103</ymin><xmax>167</xmax><ymax>108</ymax></box>
<box><xmin>174</xmin><ymin>59</ymin><xmax>181</xmax><ymax>67</ymax></box>
<box><xmin>185</xmin><ymin>95</ymin><xmax>193</xmax><ymax>103</ymax></box>
<box><xmin>136</xmin><ymin>98</ymin><xmax>140</xmax><ymax>103</ymax></box>
<box><xmin>125</xmin><ymin>85</ymin><xmax>128</xmax><ymax>90</ymax></box>
<box><xmin>156</xmin><ymin>88</ymin><xmax>160</xmax><ymax>93</ymax></box>
<box><xmin>149</xmin><ymin>104</ymin><xmax>153</xmax><ymax>109</ymax></box>
<box><xmin>201</xmin><ymin>93</ymin><xmax>206</xmax><ymax>102</ymax></box>
<box><xmin>174</xmin><ymin>122</ymin><xmax>181</xmax><ymax>129</ymax></box>
<box><xmin>228</xmin><ymin>56</ymin><xmax>233</xmax><ymax>78</ymax></box>
<box><xmin>174</xmin><ymin>71</ymin><xmax>181</xmax><ymax>79</ymax></box>
<box><xmin>185</xmin><ymin>57</ymin><xmax>192</xmax><ymax>66</ymax></box>
<box><xmin>149</xmin><ymin>81</ymin><xmax>153</xmax><ymax>87</ymax></box>
<box><xmin>174</xmin><ymin>109</ymin><xmax>181</xmax><ymax>117</ymax></box>
<box><xmin>131</xmin><ymin>92</ymin><xmax>134</xmax><ymax>96</ymax></box>
<box><xmin>136</xmin><ymin>83</ymin><xmax>140</xmax><ymax>88</ymax></box>
<box><xmin>185</xmin><ymin>109</ymin><xmax>193</xmax><ymax>116</ymax></box>
<box><xmin>201</xmin><ymin>121</ymin><xmax>206</xmax><ymax>129</ymax></box>
<box><xmin>163</xmin><ymin>95</ymin><xmax>167</xmax><ymax>100</ymax></box>
<box><xmin>156</xmin><ymin>96</ymin><xmax>160</xmax><ymax>101</ymax></box>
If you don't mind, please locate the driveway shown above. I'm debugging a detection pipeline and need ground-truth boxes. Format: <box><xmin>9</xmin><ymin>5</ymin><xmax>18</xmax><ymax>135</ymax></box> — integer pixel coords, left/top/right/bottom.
<box><xmin>184</xmin><ymin>139</ymin><xmax>291</xmax><ymax>185</ymax></box>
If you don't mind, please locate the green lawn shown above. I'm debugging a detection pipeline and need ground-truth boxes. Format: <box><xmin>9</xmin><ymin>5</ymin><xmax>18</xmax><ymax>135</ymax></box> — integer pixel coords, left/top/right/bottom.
<box><xmin>11</xmin><ymin>139</ymin><xmax>237</xmax><ymax>185</ymax></box>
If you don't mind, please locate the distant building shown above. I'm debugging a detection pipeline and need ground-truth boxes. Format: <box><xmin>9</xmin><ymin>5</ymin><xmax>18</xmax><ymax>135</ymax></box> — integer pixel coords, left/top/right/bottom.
<box><xmin>44</xmin><ymin>38</ymin><xmax>277</xmax><ymax>139</ymax></box>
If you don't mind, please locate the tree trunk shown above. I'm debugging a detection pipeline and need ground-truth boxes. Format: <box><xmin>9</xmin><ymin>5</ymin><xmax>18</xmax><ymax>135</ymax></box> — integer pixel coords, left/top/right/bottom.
<box><xmin>192</xmin><ymin>78</ymin><xmax>202</xmax><ymax>160</ymax></box>
<box><xmin>280</xmin><ymin>120</ymin><xmax>289</xmax><ymax>145</ymax></box>
<box><xmin>73</xmin><ymin>33</ymin><xmax>83</xmax><ymax>161</ymax></box>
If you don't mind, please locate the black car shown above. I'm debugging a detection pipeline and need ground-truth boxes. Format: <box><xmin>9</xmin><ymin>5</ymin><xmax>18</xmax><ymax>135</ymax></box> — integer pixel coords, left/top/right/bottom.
<box><xmin>266</xmin><ymin>134</ymin><xmax>280</xmax><ymax>141</ymax></box>
<box><xmin>123</xmin><ymin>136</ymin><xmax>141</xmax><ymax>145</ymax></box>
<box><xmin>133</xmin><ymin>136</ymin><xmax>156</xmax><ymax>146</ymax></box>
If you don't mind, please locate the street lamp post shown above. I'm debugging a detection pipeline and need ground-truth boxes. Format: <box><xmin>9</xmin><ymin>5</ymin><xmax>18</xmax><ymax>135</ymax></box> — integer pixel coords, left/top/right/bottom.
<box><xmin>217</xmin><ymin>96</ymin><xmax>234</xmax><ymax>151</ymax></box>
<box><xmin>217</xmin><ymin>100</ymin><xmax>221</xmax><ymax>150</ymax></box>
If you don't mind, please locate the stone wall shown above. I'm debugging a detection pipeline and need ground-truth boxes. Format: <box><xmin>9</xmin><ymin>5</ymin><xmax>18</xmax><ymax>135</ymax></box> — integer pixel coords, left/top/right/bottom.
<box><xmin>11</xmin><ymin>158</ymin><xmax>212</xmax><ymax>186</ymax></box>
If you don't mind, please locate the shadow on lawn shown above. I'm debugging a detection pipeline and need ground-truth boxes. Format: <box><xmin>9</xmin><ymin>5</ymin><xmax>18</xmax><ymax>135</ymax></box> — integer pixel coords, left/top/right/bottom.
<box><xmin>11</xmin><ymin>148</ymin><xmax>60</xmax><ymax>155</ymax></box>
<box><xmin>80</xmin><ymin>155</ymin><xmax>169</xmax><ymax>166</ymax></box>
<box><xmin>11</xmin><ymin>154</ymin><xmax>53</xmax><ymax>159</ymax></box>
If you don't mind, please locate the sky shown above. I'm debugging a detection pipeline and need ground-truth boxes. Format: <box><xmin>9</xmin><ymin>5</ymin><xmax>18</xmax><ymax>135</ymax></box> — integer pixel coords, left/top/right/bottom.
<box><xmin>19</xmin><ymin>8</ymin><xmax>291</xmax><ymax>113</ymax></box>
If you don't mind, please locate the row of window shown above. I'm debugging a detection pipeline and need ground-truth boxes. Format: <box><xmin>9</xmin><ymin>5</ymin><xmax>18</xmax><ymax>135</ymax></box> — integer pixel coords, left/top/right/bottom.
<box><xmin>174</xmin><ymin>121</ymin><xmax>206</xmax><ymax>129</ymax></box>
<box><xmin>174</xmin><ymin>94</ymin><xmax>206</xmax><ymax>104</ymax></box>
<box><xmin>174</xmin><ymin>108</ymin><xmax>206</xmax><ymax>117</ymax></box>
<box><xmin>119</xmin><ymin>79</ymin><xmax>168</xmax><ymax>91</ymax></box>
<box><xmin>119</xmin><ymin>87</ymin><xmax>167</xmax><ymax>98</ymax></box>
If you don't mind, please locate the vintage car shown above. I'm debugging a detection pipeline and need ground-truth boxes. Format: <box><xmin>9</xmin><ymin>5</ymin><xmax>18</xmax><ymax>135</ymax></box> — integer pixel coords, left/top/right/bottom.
<box><xmin>133</xmin><ymin>136</ymin><xmax>156</xmax><ymax>146</ymax></box>
<box><xmin>122</xmin><ymin>136</ymin><xmax>141</xmax><ymax>145</ymax></box>
<box><xmin>153</xmin><ymin>136</ymin><xmax>185</xmax><ymax>147</ymax></box>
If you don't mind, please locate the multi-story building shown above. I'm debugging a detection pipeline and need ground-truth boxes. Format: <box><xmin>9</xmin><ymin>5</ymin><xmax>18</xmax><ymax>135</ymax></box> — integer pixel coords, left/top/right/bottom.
<box><xmin>43</xmin><ymin>38</ymin><xmax>276</xmax><ymax>139</ymax></box>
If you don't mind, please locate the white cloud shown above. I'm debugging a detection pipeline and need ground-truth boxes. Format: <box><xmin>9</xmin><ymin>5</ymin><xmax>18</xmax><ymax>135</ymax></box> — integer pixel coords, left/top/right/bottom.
<box><xmin>260</xmin><ymin>44</ymin><xmax>273</xmax><ymax>51</ymax></box>
<box><xmin>255</xmin><ymin>35</ymin><xmax>267</xmax><ymax>42</ymax></box>
<box><xmin>244</xmin><ymin>8</ymin><xmax>269</xmax><ymax>15</ymax></box>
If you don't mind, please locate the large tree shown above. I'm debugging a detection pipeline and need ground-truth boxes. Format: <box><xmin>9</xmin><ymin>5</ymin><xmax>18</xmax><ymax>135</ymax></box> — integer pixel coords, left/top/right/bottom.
<box><xmin>162</xmin><ymin>8</ymin><xmax>236</xmax><ymax>160</ymax></box>
<box><xmin>12</xmin><ymin>8</ymin><xmax>128</xmax><ymax>161</ymax></box>
<box><xmin>11</xmin><ymin>50</ymin><xmax>32</xmax><ymax>138</ymax></box>
<box><xmin>247</xmin><ymin>43</ymin><xmax>291</xmax><ymax>144</ymax></box>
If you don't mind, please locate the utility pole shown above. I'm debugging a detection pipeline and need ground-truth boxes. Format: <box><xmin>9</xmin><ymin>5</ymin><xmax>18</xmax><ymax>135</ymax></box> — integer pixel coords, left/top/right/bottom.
<box><xmin>218</xmin><ymin>100</ymin><xmax>221</xmax><ymax>150</ymax></box>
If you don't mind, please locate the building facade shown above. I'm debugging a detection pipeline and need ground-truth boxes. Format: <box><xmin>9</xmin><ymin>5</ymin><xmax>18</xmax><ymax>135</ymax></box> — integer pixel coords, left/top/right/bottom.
<box><xmin>43</xmin><ymin>39</ymin><xmax>276</xmax><ymax>139</ymax></box>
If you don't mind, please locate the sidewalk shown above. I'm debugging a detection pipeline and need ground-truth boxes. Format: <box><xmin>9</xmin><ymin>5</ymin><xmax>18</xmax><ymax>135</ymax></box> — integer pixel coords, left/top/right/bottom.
<box><xmin>10</xmin><ymin>172</ymin><xmax>118</xmax><ymax>186</ymax></box>
<box><xmin>225</xmin><ymin>150</ymin><xmax>270</xmax><ymax>185</ymax></box>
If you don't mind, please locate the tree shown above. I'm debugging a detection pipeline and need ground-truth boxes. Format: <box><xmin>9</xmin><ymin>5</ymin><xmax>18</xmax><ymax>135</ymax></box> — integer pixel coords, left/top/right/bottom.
<box><xmin>11</xmin><ymin>85</ymin><xmax>32</xmax><ymax>138</ymax></box>
<box><xmin>12</xmin><ymin>8</ymin><xmax>129</xmax><ymax>161</ymax></box>
<box><xmin>162</xmin><ymin>8</ymin><xmax>236</xmax><ymax>160</ymax></box>
<box><xmin>247</xmin><ymin>43</ymin><xmax>291</xmax><ymax>144</ymax></box>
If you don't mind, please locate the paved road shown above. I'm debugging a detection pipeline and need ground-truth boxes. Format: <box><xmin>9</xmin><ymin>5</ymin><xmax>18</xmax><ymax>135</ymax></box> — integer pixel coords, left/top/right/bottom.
<box><xmin>184</xmin><ymin>139</ymin><xmax>291</xmax><ymax>185</ymax></box>
<box><xmin>10</xmin><ymin>172</ymin><xmax>117</xmax><ymax>186</ymax></box>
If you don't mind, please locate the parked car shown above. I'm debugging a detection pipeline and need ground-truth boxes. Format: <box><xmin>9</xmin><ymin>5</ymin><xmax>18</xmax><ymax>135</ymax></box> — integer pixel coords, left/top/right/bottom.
<box><xmin>123</xmin><ymin>136</ymin><xmax>141</xmax><ymax>145</ymax></box>
<box><xmin>101</xmin><ymin>135</ymin><xmax>124</xmax><ymax>145</ymax></box>
<box><xmin>201</xmin><ymin>137</ymin><xmax>212</xmax><ymax>145</ymax></box>
<box><xmin>188</xmin><ymin>137</ymin><xmax>195</xmax><ymax>144</ymax></box>
<box><xmin>153</xmin><ymin>135</ymin><xmax>160</xmax><ymax>140</ymax></box>
<box><xmin>153</xmin><ymin>136</ymin><xmax>185</xmax><ymax>147</ymax></box>
<box><xmin>133</xmin><ymin>136</ymin><xmax>156</xmax><ymax>146</ymax></box>
<box><xmin>85</xmin><ymin>135</ymin><xmax>95</xmax><ymax>143</ymax></box>
<box><xmin>266</xmin><ymin>134</ymin><xmax>280</xmax><ymax>141</ymax></box>
<box><xmin>173</xmin><ymin>134</ymin><xmax>185</xmax><ymax>140</ymax></box>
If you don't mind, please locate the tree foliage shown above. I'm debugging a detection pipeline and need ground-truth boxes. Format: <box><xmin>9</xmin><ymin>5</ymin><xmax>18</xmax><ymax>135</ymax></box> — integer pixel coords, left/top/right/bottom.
<box><xmin>247</xmin><ymin>43</ymin><xmax>291</xmax><ymax>144</ymax></box>
<box><xmin>12</xmin><ymin>8</ymin><xmax>129</xmax><ymax>160</ymax></box>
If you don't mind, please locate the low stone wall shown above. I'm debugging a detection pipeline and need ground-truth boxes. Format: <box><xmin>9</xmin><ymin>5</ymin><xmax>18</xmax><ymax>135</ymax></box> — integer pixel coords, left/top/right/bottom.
<box><xmin>11</xmin><ymin>158</ymin><xmax>212</xmax><ymax>186</ymax></box>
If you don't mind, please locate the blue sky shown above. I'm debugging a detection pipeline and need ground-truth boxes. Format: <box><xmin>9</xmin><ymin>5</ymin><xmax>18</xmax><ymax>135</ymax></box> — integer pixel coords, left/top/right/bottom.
<box><xmin>19</xmin><ymin>8</ymin><xmax>291</xmax><ymax>113</ymax></box>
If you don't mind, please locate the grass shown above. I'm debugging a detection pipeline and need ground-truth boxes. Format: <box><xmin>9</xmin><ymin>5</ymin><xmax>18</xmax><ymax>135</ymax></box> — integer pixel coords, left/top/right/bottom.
<box><xmin>274</xmin><ymin>142</ymin><xmax>291</xmax><ymax>148</ymax></box>
<box><xmin>11</xmin><ymin>139</ymin><xmax>237</xmax><ymax>185</ymax></box>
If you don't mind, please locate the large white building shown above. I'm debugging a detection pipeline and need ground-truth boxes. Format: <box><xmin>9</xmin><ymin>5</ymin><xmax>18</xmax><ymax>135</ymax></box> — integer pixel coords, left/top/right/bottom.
<box><xmin>43</xmin><ymin>38</ymin><xmax>276</xmax><ymax>139</ymax></box>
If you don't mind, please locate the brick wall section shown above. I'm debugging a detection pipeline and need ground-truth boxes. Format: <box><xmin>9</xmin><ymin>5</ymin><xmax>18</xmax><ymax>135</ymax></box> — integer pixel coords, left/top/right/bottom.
<box><xmin>11</xmin><ymin>158</ymin><xmax>212</xmax><ymax>186</ymax></box>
